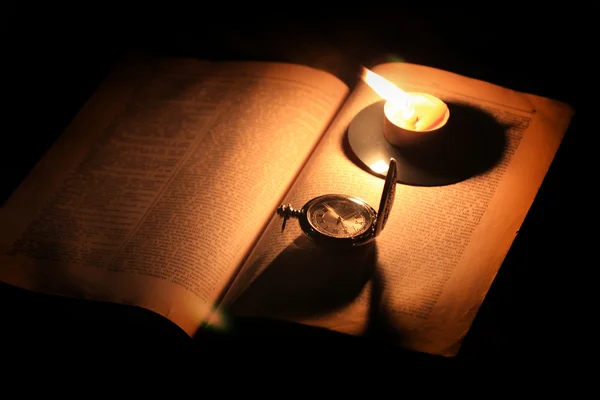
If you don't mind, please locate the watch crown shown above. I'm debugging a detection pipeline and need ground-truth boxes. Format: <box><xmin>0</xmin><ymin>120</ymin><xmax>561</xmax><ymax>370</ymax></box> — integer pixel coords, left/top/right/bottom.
<box><xmin>276</xmin><ymin>204</ymin><xmax>300</xmax><ymax>218</ymax></box>
<box><xmin>276</xmin><ymin>203</ymin><xmax>301</xmax><ymax>233</ymax></box>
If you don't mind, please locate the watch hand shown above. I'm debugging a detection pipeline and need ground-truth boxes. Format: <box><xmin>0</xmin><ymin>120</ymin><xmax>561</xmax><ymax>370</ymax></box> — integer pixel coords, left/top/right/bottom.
<box><xmin>340</xmin><ymin>220</ymin><xmax>352</xmax><ymax>235</ymax></box>
<box><xmin>340</xmin><ymin>211</ymin><xmax>357</xmax><ymax>220</ymax></box>
<box><xmin>332</xmin><ymin>216</ymin><xmax>350</xmax><ymax>235</ymax></box>
<box><xmin>323</xmin><ymin>203</ymin><xmax>352</xmax><ymax>235</ymax></box>
<box><xmin>323</xmin><ymin>203</ymin><xmax>344</xmax><ymax>223</ymax></box>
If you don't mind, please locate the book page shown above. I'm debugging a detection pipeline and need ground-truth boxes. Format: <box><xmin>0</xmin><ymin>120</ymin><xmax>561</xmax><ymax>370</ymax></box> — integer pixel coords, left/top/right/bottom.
<box><xmin>0</xmin><ymin>54</ymin><xmax>348</xmax><ymax>335</ymax></box>
<box><xmin>224</xmin><ymin>62</ymin><xmax>574</xmax><ymax>356</ymax></box>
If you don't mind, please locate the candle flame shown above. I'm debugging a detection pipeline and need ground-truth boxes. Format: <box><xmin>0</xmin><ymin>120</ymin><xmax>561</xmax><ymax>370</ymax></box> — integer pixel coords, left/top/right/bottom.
<box><xmin>361</xmin><ymin>67</ymin><xmax>411</xmax><ymax>109</ymax></box>
<box><xmin>361</xmin><ymin>67</ymin><xmax>416</xmax><ymax>128</ymax></box>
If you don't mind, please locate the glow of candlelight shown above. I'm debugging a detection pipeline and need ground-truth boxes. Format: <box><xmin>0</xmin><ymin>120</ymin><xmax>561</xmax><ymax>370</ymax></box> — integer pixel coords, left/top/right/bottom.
<box><xmin>369</xmin><ymin>159</ymin><xmax>390</xmax><ymax>174</ymax></box>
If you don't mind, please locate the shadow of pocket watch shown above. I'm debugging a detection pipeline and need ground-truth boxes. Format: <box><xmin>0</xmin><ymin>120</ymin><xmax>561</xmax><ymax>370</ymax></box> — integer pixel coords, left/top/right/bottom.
<box><xmin>277</xmin><ymin>158</ymin><xmax>398</xmax><ymax>247</ymax></box>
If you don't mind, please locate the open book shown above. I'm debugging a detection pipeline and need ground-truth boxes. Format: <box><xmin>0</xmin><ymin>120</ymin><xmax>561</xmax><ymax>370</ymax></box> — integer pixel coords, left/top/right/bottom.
<box><xmin>0</xmin><ymin>53</ymin><xmax>574</xmax><ymax>356</ymax></box>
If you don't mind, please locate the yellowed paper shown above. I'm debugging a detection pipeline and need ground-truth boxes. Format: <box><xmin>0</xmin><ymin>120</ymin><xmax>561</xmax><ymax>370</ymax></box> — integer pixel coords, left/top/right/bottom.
<box><xmin>0</xmin><ymin>54</ymin><xmax>348</xmax><ymax>335</ymax></box>
<box><xmin>226</xmin><ymin>62</ymin><xmax>574</xmax><ymax>356</ymax></box>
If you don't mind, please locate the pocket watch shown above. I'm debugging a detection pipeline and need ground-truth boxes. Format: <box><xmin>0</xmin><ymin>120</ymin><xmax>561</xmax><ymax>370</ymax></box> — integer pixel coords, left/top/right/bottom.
<box><xmin>276</xmin><ymin>158</ymin><xmax>397</xmax><ymax>247</ymax></box>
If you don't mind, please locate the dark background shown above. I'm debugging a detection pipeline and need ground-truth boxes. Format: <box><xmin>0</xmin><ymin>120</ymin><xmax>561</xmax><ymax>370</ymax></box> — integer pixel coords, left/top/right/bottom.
<box><xmin>1</xmin><ymin>6</ymin><xmax>588</xmax><ymax>368</ymax></box>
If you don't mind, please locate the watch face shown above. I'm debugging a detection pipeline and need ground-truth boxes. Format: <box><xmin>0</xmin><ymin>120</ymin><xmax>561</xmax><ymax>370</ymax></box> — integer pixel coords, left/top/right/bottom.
<box><xmin>306</xmin><ymin>195</ymin><xmax>375</xmax><ymax>239</ymax></box>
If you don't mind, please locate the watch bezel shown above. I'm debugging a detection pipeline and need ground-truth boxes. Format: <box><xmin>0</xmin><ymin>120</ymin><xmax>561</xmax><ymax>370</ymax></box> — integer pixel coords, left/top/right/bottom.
<box><xmin>298</xmin><ymin>194</ymin><xmax>377</xmax><ymax>247</ymax></box>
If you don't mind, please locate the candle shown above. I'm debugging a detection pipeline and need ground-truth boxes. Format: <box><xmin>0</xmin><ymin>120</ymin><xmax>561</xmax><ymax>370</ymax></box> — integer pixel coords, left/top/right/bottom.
<box><xmin>386</xmin><ymin>93</ymin><xmax>448</xmax><ymax>131</ymax></box>
<box><xmin>361</xmin><ymin>67</ymin><xmax>449</xmax><ymax>147</ymax></box>
<box><xmin>383</xmin><ymin>92</ymin><xmax>449</xmax><ymax>147</ymax></box>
